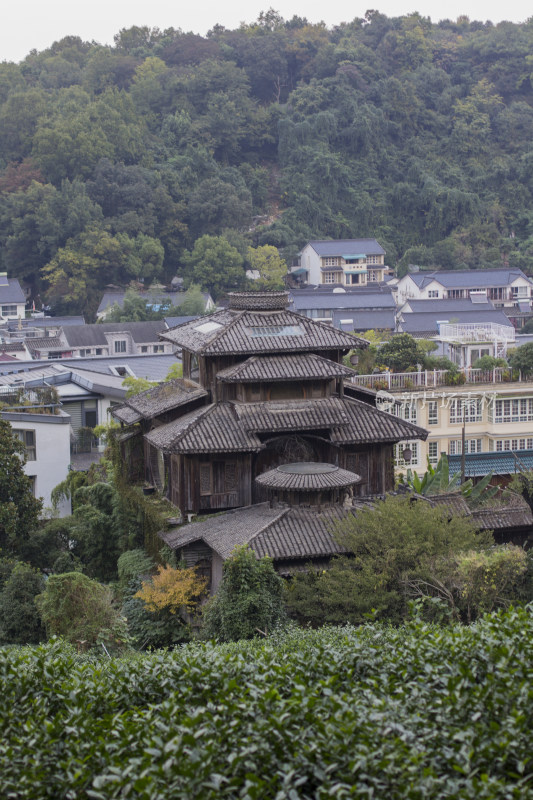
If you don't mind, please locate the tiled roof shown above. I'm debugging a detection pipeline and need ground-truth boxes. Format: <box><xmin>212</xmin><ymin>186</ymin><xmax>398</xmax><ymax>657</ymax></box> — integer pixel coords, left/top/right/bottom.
<box><xmin>111</xmin><ymin>379</ymin><xmax>207</xmax><ymax>424</ymax></box>
<box><xmin>305</xmin><ymin>240</ymin><xmax>385</xmax><ymax>257</ymax></box>
<box><xmin>144</xmin><ymin>403</ymin><xmax>262</xmax><ymax>454</ymax></box>
<box><xmin>0</xmin><ymin>353</ymin><xmax>179</xmax><ymax>381</ymax></box>
<box><xmin>255</xmin><ymin>462</ymin><xmax>361</xmax><ymax>491</ymax></box>
<box><xmin>399</xmin><ymin>309</ymin><xmax>511</xmax><ymax>334</ymax></box>
<box><xmin>290</xmin><ymin>288</ymin><xmax>396</xmax><ymax>311</ymax></box>
<box><xmin>448</xmin><ymin>450</ymin><xmax>533</xmax><ymax>477</ymax></box>
<box><xmin>145</xmin><ymin>394</ymin><xmax>427</xmax><ymax>454</ymax></box>
<box><xmin>160</xmin><ymin>308</ymin><xmax>365</xmax><ymax>355</ymax></box>
<box><xmin>406</xmin><ymin>268</ymin><xmax>533</xmax><ymax>290</ymax></box>
<box><xmin>217</xmin><ymin>353</ymin><xmax>355</xmax><ymax>383</ymax></box>
<box><xmin>333</xmin><ymin>310</ymin><xmax>396</xmax><ymax>331</ymax></box>
<box><xmin>235</xmin><ymin>397</ymin><xmax>350</xmax><ymax>433</ymax></box>
<box><xmin>330</xmin><ymin>397</ymin><xmax>427</xmax><ymax>444</ymax></box>
<box><xmin>402</xmin><ymin>299</ymin><xmax>494</xmax><ymax>313</ymax></box>
<box><xmin>0</xmin><ymin>278</ymin><xmax>25</xmax><ymax>304</ymax></box>
<box><xmin>63</xmin><ymin>321</ymin><xmax>167</xmax><ymax>347</ymax></box>
<box><xmin>25</xmin><ymin>337</ymin><xmax>65</xmax><ymax>351</ymax></box>
<box><xmin>160</xmin><ymin>502</ymin><xmax>351</xmax><ymax>562</ymax></box>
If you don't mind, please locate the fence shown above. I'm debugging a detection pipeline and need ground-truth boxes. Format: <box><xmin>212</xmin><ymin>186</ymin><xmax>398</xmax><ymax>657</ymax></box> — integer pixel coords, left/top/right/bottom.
<box><xmin>349</xmin><ymin>367</ymin><xmax>526</xmax><ymax>391</ymax></box>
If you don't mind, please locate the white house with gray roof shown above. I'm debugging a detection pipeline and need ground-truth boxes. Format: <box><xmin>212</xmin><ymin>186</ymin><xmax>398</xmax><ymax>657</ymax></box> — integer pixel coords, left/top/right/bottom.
<box><xmin>0</xmin><ymin>274</ymin><xmax>26</xmax><ymax>320</ymax></box>
<box><xmin>396</xmin><ymin>268</ymin><xmax>533</xmax><ymax>309</ymax></box>
<box><xmin>292</xmin><ymin>239</ymin><xmax>388</xmax><ymax>287</ymax></box>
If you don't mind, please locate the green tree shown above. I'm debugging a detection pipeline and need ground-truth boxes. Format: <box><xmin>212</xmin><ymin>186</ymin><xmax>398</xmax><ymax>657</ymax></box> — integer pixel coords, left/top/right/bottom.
<box><xmin>202</xmin><ymin>546</ymin><xmax>287</xmax><ymax>642</ymax></box>
<box><xmin>177</xmin><ymin>284</ymin><xmax>207</xmax><ymax>316</ymax></box>
<box><xmin>286</xmin><ymin>495</ymin><xmax>491</xmax><ymax>626</ymax></box>
<box><xmin>378</xmin><ymin>334</ymin><xmax>426</xmax><ymax>372</ymax></box>
<box><xmin>105</xmin><ymin>289</ymin><xmax>171</xmax><ymax>322</ymax></box>
<box><xmin>183</xmin><ymin>235</ymin><xmax>246</xmax><ymax>299</ymax></box>
<box><xmin>509</xmin><ymin>343</ymin><xmax>533</xmax><ymax>377</ymax></box>
<box><xmin>0</xmin><ymin>419</ymin><xmax>43</xmax><ymax>557</ymax></box>
<box><xmin>247</xmin><ymin>244</ymin><xmax>287</xmax><ymax>289</ymax></box>
<box><xmin>0</xmin><ymin>560</ymin><xmax>45</xmax><ymax>644</ymax></box>
<box><xmin>36</xmin><ymin>572</ymin><xmax>127</xmax><ymax>649</ymax></box>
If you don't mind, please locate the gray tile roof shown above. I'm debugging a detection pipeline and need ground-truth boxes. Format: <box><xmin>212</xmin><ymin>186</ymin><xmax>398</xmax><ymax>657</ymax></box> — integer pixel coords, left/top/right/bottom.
<box><xmin>164</xmin><ymin>316</ymin><xmax>199</xmax><ymax>328</ymax></box>
<box><xmin>144</xmin><ymin>403</ymin><xmax>262</xmax><ymax>454</ymax></box>
<box><xmin>0</xmin><ymin>278</ymin><xmax>25</xmax><ymax>304</ymax></box>
<box><xmin>398</xmin><ymin>309</ymin><xmax>511</xmax><ymax>334</ymax></box>
<box><xmin>401</xmin><ymin>299</ymin><xmax>494</xmax><ymax>313</ymax></box>
<box><xmin>25</xmin><ymin>337</ymin><xmax>65</xmax><ymax>351</ymax></box>
<box><xmin>333</xmin><ymin>310</ymin><xmax>396</xmax><ymax>331</ymax></box>
<box><xmin>216</xmin><ymin>353</ymin><xmax>356</xmax><ymax>383</ymax></box>
<box><xmin>112</xmin><ymin>379</ymin><xmax>207</xmax><ymax>424</ymax></box>
<box><xmin>11</xmin><ymin>316</ymin><xmax>86</xmax><ymax>328</ymax></box>
<box><xmin>290</xmin><ymin>287</ymin><xmax>396</xmax><ymax>311</ymax></box>
<box><xmin>160</xmin><ymin>502</ymin><xmax>351</xmax><ymax>562</ymax></box>
<box><xmin>305</xmin><ymin>240</ymin><xmax>386</xmax><ymax>257</ymax></box>
<box><xmin>407</xmin><ymin>268</ymin><xmax>533</xmax><ymax>290</ymax></box>
<box><xmin>255</xmin><ymin>463</ymin><xmax>361</xmax><ymax>491</ymax></box>
<box><xmin>0</xmin><ymin>353</ymin><xmax>179</xmax><ymax>381</ymax></box>
<box><xmin>63</xmin><ymin>321</ymin><xmax>167</xmax><ymax>347</ymax></box>
<box><xmin>160</xmin><ymin>308</ymin><xmax>365</xmax><ymax>355</ymax></box>
<box><xmin>235</xmin><ymin>397</ymin><xmax>351</xmax><ymax>433</ymax></box>
<box><xmin>331</xmin><ymin>397</ymin><xmax>428</xmax><ymax>445</ymax></box>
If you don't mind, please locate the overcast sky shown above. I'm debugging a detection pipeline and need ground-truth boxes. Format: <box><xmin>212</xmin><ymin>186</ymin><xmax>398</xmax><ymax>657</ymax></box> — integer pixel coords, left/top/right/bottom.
<box><xmin>1</xmin><ymin>0</ymin><xmax>531</xmax><ymax>64</ymax></box>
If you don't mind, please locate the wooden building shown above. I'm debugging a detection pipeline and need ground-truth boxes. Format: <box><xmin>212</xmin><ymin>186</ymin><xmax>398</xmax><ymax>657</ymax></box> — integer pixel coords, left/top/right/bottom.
<box><xmin>112</xmin><ymin>291</ymin><xmax>427</xmax><ymax>516</ymax></box>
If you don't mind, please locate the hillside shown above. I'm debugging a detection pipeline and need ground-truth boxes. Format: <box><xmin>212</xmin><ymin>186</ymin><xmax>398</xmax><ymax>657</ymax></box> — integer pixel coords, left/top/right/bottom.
<box><xmin>1</xmin><ymin>12</ymin><xmax>533</xmax><ymax>314</ymax></box>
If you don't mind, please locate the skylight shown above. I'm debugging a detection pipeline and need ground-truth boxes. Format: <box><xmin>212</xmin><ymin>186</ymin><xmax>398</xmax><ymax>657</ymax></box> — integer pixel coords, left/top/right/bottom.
<box><xmin>248</xmin><ymin>325</ymin><xmax>305</xmax><ymax>338</ymax></box>
<box><xmin>194</xmin><ymin>321</ymin><xmax>223</xmax><ymax>334</ymax></box>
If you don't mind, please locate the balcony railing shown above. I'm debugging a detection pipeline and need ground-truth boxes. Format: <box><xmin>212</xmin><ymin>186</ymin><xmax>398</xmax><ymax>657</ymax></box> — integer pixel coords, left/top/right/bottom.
<box><xmin>349</xmin><ymin>367</ymin><xmax>528</xmax><ymax>391</ymax></box>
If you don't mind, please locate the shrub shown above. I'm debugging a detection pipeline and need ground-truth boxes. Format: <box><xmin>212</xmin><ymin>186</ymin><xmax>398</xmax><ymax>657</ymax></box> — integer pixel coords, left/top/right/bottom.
<box><xmin>0</xmin><ymin>561</ymin><xmax>45</xmax><ymax>644</ymax></box>
<box><xmin>202</xmin><ymin>546</ymin><xmax>287</xmax><ymax>641</ymax></box>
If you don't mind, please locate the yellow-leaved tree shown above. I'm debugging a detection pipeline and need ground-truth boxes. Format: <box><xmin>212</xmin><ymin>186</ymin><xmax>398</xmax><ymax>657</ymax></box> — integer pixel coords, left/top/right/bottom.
<box><xmin>134</xmin><ymin>565</ymin><xmax>207</xmax><ymax>614</ymax></box>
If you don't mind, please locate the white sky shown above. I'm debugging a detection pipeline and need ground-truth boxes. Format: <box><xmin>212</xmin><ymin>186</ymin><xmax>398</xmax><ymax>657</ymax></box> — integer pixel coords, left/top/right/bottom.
<box><xmin>1</xmin><ymin>0</ymin><xmax>531</xmax><ymax>64</ymax></box>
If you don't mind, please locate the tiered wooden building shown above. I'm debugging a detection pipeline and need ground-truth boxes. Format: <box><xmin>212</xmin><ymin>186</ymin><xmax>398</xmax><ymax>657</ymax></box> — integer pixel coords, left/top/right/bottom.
<box><xmin>112</xmin><ymin>291</ymin><xmax>427</xmax><ymax>584</ymax></box>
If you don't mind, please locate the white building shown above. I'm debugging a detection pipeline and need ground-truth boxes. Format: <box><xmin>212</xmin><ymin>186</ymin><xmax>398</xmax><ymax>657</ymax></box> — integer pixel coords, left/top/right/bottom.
<box><xmin>0</xmin><ymin>274</ymin><xmax>26</xmax><ymax>321</ymax></box>
<box><xmin>396</xmin><ymin>268</ymin><xmax>533</xmax><ymax>309</ymax></box>
<box><xmin>292</xmin><ymin>240</ymin><xmax>388</xmax><ymax>287</ymax></box>
<box><xmin>2</xmin><ymin>406</ymin><xmax>72</xmax><ymax>517</ymax></box>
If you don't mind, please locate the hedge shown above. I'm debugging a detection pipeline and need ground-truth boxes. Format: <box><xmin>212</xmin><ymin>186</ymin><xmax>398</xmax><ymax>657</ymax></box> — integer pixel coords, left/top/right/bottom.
<box><xmin>1</xmin><ymin>607</ymin><xmax>533</xmax><ymax>798</ymax></box>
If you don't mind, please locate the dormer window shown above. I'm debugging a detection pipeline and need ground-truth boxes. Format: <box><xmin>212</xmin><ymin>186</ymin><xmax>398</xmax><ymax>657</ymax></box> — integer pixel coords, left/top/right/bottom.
<box><xmin>114</xmin><ymin>340</ymin><xmax>127</xmax><ymax>353</ymax></box>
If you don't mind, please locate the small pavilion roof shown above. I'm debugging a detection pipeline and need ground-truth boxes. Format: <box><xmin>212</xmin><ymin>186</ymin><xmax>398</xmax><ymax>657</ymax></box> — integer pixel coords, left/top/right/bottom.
<box><xmin>255</xmin><ymin>462</ymin><xmax>361</xmax><ymax>492</ymax></box>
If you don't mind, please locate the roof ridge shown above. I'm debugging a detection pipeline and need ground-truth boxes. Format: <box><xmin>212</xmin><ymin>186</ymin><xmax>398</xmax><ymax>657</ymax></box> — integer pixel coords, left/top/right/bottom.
<box><xmin>247</xmin><ymin>505</ymin><xmax>290</xmax><ymax>544</ymax></box>
<box><xmin>199</xmin><ymin>310</ymin><xmax>244</xmax><ymax>351</ymax></box>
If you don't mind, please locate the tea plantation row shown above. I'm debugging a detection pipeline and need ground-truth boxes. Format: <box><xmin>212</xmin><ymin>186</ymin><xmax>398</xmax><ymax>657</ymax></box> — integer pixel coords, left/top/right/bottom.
<box><xmin>1</xmin><ymin>608</ymin><xmax>533</xmax><ymax>799</ymax></box>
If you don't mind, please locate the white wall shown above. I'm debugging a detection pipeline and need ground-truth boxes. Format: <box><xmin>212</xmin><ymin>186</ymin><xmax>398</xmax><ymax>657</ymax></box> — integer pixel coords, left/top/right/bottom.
<box><xmin>5</xmin><ymin>411</ymin><xmax>72</xmax><ymax>517</ymax></box>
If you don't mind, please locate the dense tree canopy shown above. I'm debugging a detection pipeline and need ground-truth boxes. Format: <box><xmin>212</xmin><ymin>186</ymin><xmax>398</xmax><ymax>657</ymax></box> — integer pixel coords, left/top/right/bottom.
<box><xmin>1</xmin><ymin>14</ymin><xmax>533</xmax><ymax>313</ymax></box>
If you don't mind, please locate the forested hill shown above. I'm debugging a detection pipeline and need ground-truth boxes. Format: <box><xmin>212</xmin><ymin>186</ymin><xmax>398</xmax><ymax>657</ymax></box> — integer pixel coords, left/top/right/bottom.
<box><xmin>2</xmin><ymin>11</ymin><xmax>533</xmax><ymax>316</ymax></box>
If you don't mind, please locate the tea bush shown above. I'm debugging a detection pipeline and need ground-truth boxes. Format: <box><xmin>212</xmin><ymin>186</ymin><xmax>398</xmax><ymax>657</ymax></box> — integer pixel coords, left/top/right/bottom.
<box><xmin>1</xmin><ymin>607</ymin><xmax>533</xmax><ymax>798</ymax></box>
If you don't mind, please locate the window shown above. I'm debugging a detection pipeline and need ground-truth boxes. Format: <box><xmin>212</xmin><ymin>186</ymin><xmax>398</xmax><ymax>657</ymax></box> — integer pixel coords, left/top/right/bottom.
<box><xmin>396</xmin><ymin>402</ymin><xmax>417</xmax><ymax>424</ymax></box>
<box><xmin>199</xmin><ymin>464</ymin><xmax>212</xmax><ymax>495</ymax></box>
<box><xmin>449</xmin><ymin>398</ymin><xmax>482</xmax><ymax>424</ymax></box>
<box><xmin>323</xmin><ymin>257</ymin><xmax>339</xmax><ymax>266</ymax></box>
<box><xmin>79</xmin><ymin>349</ymin><xmax>91</xmax><ymax>357</ymax></box>
<box><xmin>492</xmin><ymin>398</ymin><xmax>533</xmax><ymax>424</ymax></box>
<box><xmin>323</xmin><ymin>272</ymin><xmax>340</xmax><ymax>284</ymax></box>
<box><xmin>14</xmin><ymin>429</ymin><xmax>36</xmax><ymax>461</ymax></box>
<box><xmin>368</xmin><ymin>270</ymin><xmax>378</xmax><ymax>282</ymax></box>
<box><xmin>248</xmin><ymin>325</ymin><xmax>305</xmax><ymax>338</ymax></box>
<box><xmin>427</xmin><ymin>401</ymin><xmax>438</xmax><ymax>426</ymax></box>
<box><xmin>448</xmin><ymin>290</ymin><xmax>464</xmax><ymax>299</ymax></box>
<box><xmin>1</xmin><ymin>305</ymin><xmax>18</xmax><ymax>316</ymax></box>
<box><xmin>494</xmin><ymin>438</ymin><xmax>533</xmax><ymax>452</ymax></box>
<box><xmin>224</xmin><ymin>463</ymin><xmax>237</xmax><ymax>492</ymax></box>
<box><xmin>428</xmin><ymin>290</ymin><xmax>439</xmax><ymax>298</ymax></box>
<box><xmin>114</xmin><ymin>340</ymin><xmax>126</xmax><ymax>353</ymax></box>
<box><xmin>428</xmin><ymin>441</ymin><xmax>439</xmax><ymax>464</ymax></box>
<box><xmin>141</xmin><ymin>346</ymin><xmax>149</xmax><ymax>353</ymax></box>
<box><xmin>153</xmin><ymin>345</ymin><xmax>164</xmax><ymax>353</ymax></box>
<box><xmin>512</xmin><ymin>285</ymin><xmax>529</xmax><ymax>297</ymax></box>
<box><xmin>95</xmin><ymin>349</ymin><xmax>103</xmax><ymax>356</ymax></box>
<box><xmin>449</xmin><ymin>439</ymin><xmax>482</xmax><ymax>455</ymax></box>
<box><xmin>394</xmin><ymin>442</ymin><xmax>419</xmax><ymax>467</ymax></box>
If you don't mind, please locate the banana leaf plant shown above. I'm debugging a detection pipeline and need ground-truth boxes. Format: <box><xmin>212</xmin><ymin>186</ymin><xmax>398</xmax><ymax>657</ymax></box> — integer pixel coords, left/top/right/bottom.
<box><xmin>405</xmin><ymin>454</ymin><xmax>499</xmax><ymax>506</ymax></box>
